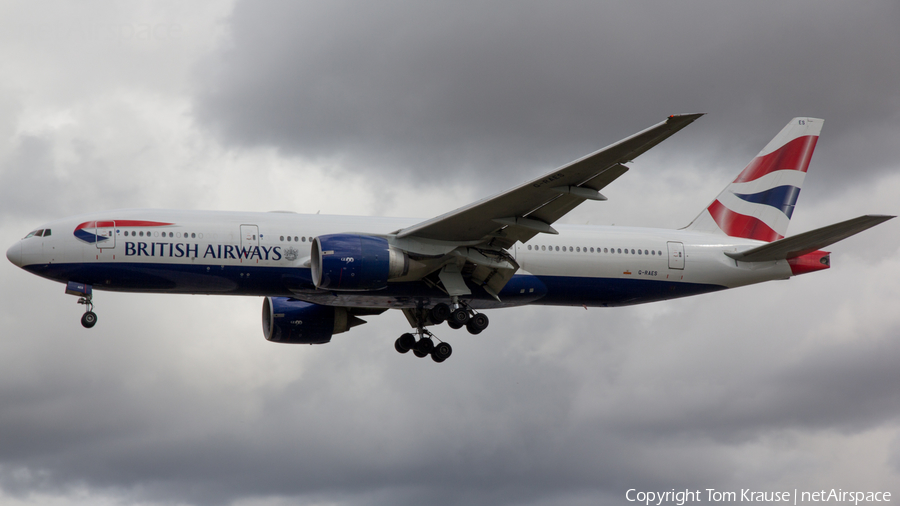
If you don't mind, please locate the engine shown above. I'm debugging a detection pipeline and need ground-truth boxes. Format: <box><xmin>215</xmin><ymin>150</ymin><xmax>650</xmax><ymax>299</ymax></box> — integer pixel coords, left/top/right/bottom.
<box><xmin>262</xmin><ymin>297</ymin><xmax>359</xmax><ymax>344</ymax></box>
<box><xmin>310</xmin><ymin>234</ymin><xmax>408</xmax><ymax>290</ymax></box>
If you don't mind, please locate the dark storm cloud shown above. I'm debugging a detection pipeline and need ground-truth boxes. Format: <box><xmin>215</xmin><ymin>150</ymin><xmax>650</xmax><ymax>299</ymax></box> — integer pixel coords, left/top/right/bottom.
<box><xmin>195</xmin><ymin>0</ymin><xmax>900</xmax><ymax>192</ymax></box>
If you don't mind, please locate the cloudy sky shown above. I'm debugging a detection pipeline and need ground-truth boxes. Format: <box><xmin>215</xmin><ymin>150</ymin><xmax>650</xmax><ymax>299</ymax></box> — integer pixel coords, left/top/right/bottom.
<box><xmin>2</xmin><ymin>1</ymin><xmax>900</xmax><ymax>505</ymax></box>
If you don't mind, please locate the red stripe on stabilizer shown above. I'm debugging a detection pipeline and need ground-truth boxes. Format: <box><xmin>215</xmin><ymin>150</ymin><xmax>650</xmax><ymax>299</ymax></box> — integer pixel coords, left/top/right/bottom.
<box><xmin>733</xmin><ymin>135</ymin><xmax>819</xmax><ymax>183</ymax></box>
<box><xmin>788</xmin><ymin>250</ymin><xmax>830</xmax><ymax>275</ymax></box>
<box><xmin>707</xmin><ymin>200</ymin><xmax>783</xmax><ymax>242</ymax></box>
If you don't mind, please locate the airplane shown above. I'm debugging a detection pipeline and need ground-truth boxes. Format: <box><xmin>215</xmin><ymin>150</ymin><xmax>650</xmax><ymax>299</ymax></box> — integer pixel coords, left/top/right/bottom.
<box><xmin>6</xmin><ymin>114</ymin><xmax>893</xmax><ymax>363</ymax></box>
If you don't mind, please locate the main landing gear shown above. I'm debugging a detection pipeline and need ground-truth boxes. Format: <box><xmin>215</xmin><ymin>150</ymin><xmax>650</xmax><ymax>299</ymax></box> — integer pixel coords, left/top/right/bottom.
<box><xmin>394</xmin><ymin>301</ymin><xmax>489</xmax><ymax>363</ymax></box>
<box><xmin>394</xmin><ymin>330</ymin><xmax>453</xmax><ymax>363</ymax></box>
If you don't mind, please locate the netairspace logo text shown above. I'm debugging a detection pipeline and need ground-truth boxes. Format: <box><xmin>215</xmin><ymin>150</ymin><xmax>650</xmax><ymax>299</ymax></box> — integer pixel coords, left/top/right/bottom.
<box><xmin>626</xmin><ymin>488</ymin><xmax>891</xmax><ymax>506</ymax></box>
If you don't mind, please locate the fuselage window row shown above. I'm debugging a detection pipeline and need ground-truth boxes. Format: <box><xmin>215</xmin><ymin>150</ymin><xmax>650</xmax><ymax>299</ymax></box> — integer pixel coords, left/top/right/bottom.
<box><xmin>526</xmin><ymin>244</ymin><xmax>662</xmax><ymax>256</ymax></box>
<box><xmin>121</xmin><ymin>231</ymin><xmax>199</xmax><ymax>239</ymax></box>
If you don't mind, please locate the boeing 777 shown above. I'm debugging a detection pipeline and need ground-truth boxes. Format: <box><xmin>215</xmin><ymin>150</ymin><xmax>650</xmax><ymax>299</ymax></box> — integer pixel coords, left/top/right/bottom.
<box><xmin>6</xmin><ymin>114</ymin><xmax>893</xmax><ymax>362</ymax></box>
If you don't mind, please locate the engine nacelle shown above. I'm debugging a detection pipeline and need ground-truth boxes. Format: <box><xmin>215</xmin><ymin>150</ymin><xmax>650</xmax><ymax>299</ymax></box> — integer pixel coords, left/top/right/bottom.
<box><xmin>262</xmin><ymin>297</ymin><xmax>357</xmax><ymax>344</ymax></box>
<box><xmin>311</xmin><ymin>234</ymin><xmax>408</xmax><ymax>290</ymax></box>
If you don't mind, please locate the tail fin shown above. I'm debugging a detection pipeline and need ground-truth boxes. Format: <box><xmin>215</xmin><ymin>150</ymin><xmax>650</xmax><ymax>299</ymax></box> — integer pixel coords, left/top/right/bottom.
<box><xmin>686</xmin><ymin>117</ymin><xmax>824</xmax><ymax>242</ymax></box>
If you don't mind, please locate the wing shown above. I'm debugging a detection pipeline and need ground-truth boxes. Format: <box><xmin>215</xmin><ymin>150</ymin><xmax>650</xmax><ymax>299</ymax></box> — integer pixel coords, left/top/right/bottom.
<box><xmin>396</xmin><ymin>113</ymin><xmax>704</xmax><ymax>247</ymax></box>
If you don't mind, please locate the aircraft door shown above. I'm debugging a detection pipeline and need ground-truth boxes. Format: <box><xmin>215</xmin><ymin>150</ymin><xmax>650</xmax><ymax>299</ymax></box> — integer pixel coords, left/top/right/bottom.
<box><xmin>95</xmin><ymin>221</ymin><xmax>115</xmax><ymax>249</ymax></box>
<box><xmin>667</xmin><ymin>241</ymin><xmax>685</xmax><ymax>270</ymax></box>
<box><xmin>241</xmin><ymin>224</ymin><xmax>259</xmax><ymax>249</ymax></box>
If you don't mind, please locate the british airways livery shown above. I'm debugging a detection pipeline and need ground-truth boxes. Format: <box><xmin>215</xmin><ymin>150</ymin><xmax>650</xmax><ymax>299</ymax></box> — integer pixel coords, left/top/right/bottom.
<box><xmin>6</xmin><ymin>115</ymin><xmax>893</xmax><ymax>362</ymax></box>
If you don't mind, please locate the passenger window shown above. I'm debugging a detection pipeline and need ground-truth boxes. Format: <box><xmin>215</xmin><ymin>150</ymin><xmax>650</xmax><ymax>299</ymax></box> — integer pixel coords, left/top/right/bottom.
<box><xmin>541</xmin><ymin>245</ymin><xmax>546</xmax><ymax>251</ymax></box>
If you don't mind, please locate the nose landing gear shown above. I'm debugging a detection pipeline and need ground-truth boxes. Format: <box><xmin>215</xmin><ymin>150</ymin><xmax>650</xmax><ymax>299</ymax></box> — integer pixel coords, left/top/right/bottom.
<box><xmin>79</xmin><ymin>297</ymin><xmax>97</xmax><ymax>328</ymax></box>
<box><xmin>66</xmin><ymin>281</ymin><xmax>97</xmax><ymax>328</ymax></box>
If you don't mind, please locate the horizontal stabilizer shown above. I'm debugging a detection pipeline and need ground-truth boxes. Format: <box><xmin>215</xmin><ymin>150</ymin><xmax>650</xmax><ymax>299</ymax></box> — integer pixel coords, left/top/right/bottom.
<box><xmin>725</xmin><ymin>214</ymin><xmax>894</xmax><ymax>262</ymax></box>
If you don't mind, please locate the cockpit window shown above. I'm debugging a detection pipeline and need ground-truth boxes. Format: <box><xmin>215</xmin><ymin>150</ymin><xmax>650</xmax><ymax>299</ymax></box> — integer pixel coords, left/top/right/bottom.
<box><xmin>23</xmin><ymin>229</ymin><xmax>52</xmax><ymax>238</ymax></box>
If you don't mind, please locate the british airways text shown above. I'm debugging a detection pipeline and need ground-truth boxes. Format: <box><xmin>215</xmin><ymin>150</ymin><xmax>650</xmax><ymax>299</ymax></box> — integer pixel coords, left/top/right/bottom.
<box><xmin>124</xmin><ymin>242</ymin><xmax>284</xmax><ymax>261</ymax></box>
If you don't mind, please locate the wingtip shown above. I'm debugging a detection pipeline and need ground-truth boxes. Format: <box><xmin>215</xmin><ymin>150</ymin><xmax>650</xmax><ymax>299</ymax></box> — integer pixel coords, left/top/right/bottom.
<box><xmin>666</xmin><ymin>113</ymin><xmax>705</xmax><ymax>125</ymax></box>
<box><xmin>668</xmin><ymin>112</ymin><xmax>706</xmax><ymax>118</ymax></box>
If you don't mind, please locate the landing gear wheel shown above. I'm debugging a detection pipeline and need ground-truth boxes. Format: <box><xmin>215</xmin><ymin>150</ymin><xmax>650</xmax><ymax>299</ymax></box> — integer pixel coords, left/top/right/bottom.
<box><xmin>413</xmin><ymin>337</ymin><xmax>434</xmax><ymax>358</ymax></box>
<box><xmin>430</xmin><ymin>303</ymin><xmax>451</xmax><ymax>323</ymax></box>
<box><xmin>448</xmin><ymin>307</ymin><xmax>470</xmax><ymax>326</ymax></box>
<box><xmin>431</xmin><ymin>341</ymin><xmax>452</xmax><ymax>363</ymax></box>
<box><xmin>466</xmin><ymin>313</ymin><xmax>489</xmax><ymax>335</ymax></box>
<box><xmin>81</xmin><ymin>311</ymin><xmax>97</xmax><ymax>329</ymax></box>
<box><xmin>395</xmin><ymin>332</ymin><xmax>416</xmax><ymax>354</ymax></box>
<box><xmin>447</xmin><ymin>320</ymin><xmax>463</xmax><ymax>330</ymax></box>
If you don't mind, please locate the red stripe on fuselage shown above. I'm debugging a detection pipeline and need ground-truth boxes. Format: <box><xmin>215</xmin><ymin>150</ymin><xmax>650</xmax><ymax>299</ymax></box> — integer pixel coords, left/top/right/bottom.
<box><xmin>733</xmin><ymin>135</ymin><xmax>818</xmax><ymax>183</ymax></box>
<box><xmin>707</xmin><ymin>200</ymin><xmax>782</xmax><ymax>242</ymax></box>
<box><xmin>75</xmin><ymin>220</ymin><xmax>175</xmax><ymax>231</ymax></box>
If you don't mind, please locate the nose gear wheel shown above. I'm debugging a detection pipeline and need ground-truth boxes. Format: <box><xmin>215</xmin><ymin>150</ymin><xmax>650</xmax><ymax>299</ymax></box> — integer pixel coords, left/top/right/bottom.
<box><xmin>77</xmin><ymin>296</ymin><xmax>97</xmax><ymax>329</ymax></box>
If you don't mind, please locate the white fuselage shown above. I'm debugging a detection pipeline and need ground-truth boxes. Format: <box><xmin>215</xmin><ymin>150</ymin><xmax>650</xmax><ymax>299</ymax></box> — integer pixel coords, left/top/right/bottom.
<box><xmin>8</xmin><ymin>209</ymin><xmax>793</xmax><ymax>310</ymax></box>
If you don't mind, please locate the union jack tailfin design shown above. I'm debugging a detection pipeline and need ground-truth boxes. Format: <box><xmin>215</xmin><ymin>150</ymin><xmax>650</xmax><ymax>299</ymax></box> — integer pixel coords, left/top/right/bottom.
<box><xmin>686</xmin><ymin>117</ymin><xmax>823</xmax><ymax>242</ymax></box>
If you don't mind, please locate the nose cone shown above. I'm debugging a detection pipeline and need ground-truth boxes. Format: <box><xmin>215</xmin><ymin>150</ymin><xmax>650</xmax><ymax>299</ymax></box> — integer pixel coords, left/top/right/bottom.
<box><xmin>6</xmin><ymin>242</ymin><xmax>22</xmax><ymax>267</ymax></box>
